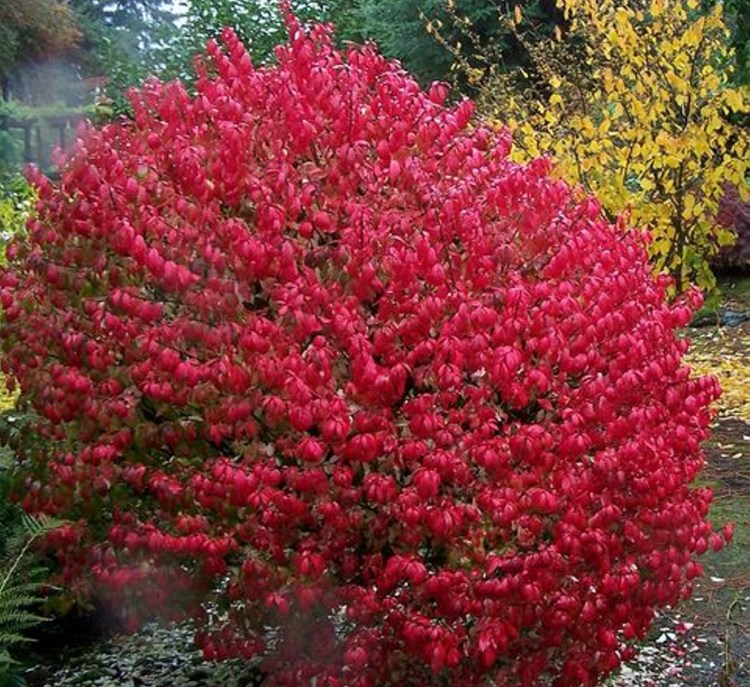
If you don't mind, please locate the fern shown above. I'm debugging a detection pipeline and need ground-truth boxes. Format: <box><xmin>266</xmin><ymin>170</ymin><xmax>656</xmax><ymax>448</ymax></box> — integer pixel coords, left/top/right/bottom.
<box><xmin>0</xmin><ymin>407</ymin><xmax>61</xmax><ymax>685</ymax></box>
<box><xmin>0</xmin><ymin>512</ymin><xmax>59</xmax><ymax>686</ymax></box>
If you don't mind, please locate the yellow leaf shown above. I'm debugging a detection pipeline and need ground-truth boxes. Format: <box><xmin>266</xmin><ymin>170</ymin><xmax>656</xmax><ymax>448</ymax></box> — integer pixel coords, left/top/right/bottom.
<box><xmin>725</xmin><ymin>89</ymin><xmax>746</xmax><ymax>113</ymax></box>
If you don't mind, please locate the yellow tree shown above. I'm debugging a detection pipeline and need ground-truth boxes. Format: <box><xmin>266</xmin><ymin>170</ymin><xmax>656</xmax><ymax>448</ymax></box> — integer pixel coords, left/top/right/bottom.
<box><xmin>472</xmin><ymin>0</ymin><xmax>749</xmax><ymax>292</ymax></box>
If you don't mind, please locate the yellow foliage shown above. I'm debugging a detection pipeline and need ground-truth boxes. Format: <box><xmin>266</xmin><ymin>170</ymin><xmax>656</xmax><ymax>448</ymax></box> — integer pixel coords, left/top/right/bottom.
<box><xmin>474</xmin><ymin>0</ymin><xmax>750</xmax><ymax>293</ymax></box>
<box><xmin>687</xmin><ymin>328</ymin><xmax>750</xmax><ymax>422</ymax></box>
<box><xmin>0</xmin><ymin>375</ymin><xmax>17</xmax><ymax>413</ymax></box>
<box><xmin>0</xmin><ymin>182</ymin><xmax>34</xmax><ymax>267</ymax></box>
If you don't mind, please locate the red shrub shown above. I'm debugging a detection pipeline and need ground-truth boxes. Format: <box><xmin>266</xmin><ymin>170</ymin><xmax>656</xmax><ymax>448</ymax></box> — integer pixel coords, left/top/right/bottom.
<box><xmin>712</xmin><ymin>183</ymin><xmax>750</xmax><ymax>274</ymax></box>
<box><xmin>0</xmin><ymin>11</ymin><xmax>727</xmax><ymax>687</ymax></box>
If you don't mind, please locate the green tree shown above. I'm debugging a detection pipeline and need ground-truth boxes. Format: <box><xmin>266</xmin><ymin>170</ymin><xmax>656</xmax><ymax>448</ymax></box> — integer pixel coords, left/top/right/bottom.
<box><xmin>724</xmin><ymin>0</ymin><xmax>750</xmax><ymax>83</ymax></box>
<box><xmin>70</xmin><ymin>0</ymin><xmax>177</xmax><ymax>64</ymax></box>
<box><xmin>68</xmin><ymin>0</ymin><xmax>179</xmax><ymax>112</ymax></box>
<box><xmin>0</xmin><ymin>0</ymin><xmax>82</xmax><ymax>100</ymax></box>
<box><xmin>356</xmin><ymin>0</ymin><xmax>562</xmax><ymax>87</ymax></box>
<box><xmin>159</xmin><ymin>0</ymin><xmax>361</xmax><ymax>84</ymax></box>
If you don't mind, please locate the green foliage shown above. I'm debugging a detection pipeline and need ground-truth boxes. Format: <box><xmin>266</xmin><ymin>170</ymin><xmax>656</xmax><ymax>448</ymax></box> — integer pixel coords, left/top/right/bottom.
<box><xmin>157</xmin><ymin>0</ymin><xmax>359</xmax><ymax>86</ymax></box>
<box><xmin>0</xmin><ymin>132</ymin><xmax>21</xmax><ymax>183</ymax></box>
<box><xmin>161</xmin><ymin>0</ymin><xmax>292</xmax><ymax>80</ymax></box>
<box><xmin>721</xmin><ymin>0</ymin><xmax>750</xmax><ymax>84</ymax></box>
<box><xmin>355</xmin><ymin>0</ymin><xmax>454</xmax><ymax>84</ymax></box>
<box><xmin>91</xmin><ymin>0</ymin><xmax>557</xmax><ymax>94</ymax></box>
<box><xmin>0</xmin><ymin>0</ymin><xmax>81</xmax><ymax>87</ymax></box>
<box><xmin>0</xmin><ymin>377</ymin><xmax>61</xmax><ymax>686</ymax></box>
<box><xmin>0</xmin><ymin>177</ymin><xmax>34</xmax><ymax>265</ymax></box>
<box><xmin>69</xmin><ymin>0</ymin><xmax>177</xmax><ymax>60</ymax></box>
<box><xmin>0</xmin><ymin>412</ymin><xmax>59</xmax><ymax>686</ymax></box>
<box><xmin>75</xmin><ymin>1</ymin><xmax>362</xmax><ymax>113</ymax></box>
<box><xmin>67</xmin><ymin>0</ymin><xmax>179</xmax><ymax>115</ymax></box>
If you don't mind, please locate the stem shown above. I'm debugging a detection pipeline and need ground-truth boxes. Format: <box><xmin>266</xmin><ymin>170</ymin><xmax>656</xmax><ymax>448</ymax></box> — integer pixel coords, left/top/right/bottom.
<box><xmin>0</xmin><ymin>528</ymin><xmax>43</xmax><ymax>597</ymax></box>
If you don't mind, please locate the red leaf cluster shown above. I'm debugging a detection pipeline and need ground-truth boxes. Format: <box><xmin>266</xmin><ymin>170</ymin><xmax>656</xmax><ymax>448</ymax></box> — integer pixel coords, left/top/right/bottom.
<box><xmin>0</xmin><ymin>10</ymin><xmax>726</xmax><ymax>687</ymax></box>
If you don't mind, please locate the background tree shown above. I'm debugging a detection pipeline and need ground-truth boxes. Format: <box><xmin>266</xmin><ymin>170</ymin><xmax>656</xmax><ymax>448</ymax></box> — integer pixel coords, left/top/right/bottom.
<box><xmin>69</xmin><ymin>0</ymin><xmax>177</xmax><ymax>60</ymax></box>
<box><xmin>67</xmin><ymin>0</ymin><xmax>179</xmax><ymax>112</ymax></box>
<box><xmin>356</xmin><ymin>0</ymin><xmax>562</xmax><ymax>87</ymax></box>
<box><xmin>156</xmin><ymin>0</ymin><xmax>562</xmax><ymax>89</ymax></box>
<box><xmin>470</xmin><ymin>0</ymin><xmax>749</xmax><ymax>292</ymax></box>
<box><xmin>722</xmin><ymin>0</ymin><xmax>750</xmax><ymax>84</ymax></box>
<box><xmin>0</xmin><ymin>0</ymin><xmax>82</xmax><ymax>101</ymax></box>
<box><xmin>163</xmin><ymin>1</ymin><xmax>362</xmax><ymax>81</ymax></box>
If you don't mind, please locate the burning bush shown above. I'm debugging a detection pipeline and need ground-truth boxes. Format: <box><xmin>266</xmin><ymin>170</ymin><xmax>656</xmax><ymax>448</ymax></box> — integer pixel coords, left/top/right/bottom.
<box><xmin>0</xmin><ymin>10</ymin><xmax>727</xmax><ymax>687</ymax></box>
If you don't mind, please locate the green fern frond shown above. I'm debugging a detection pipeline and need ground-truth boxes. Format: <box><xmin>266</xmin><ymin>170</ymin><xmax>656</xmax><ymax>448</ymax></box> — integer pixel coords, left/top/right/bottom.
<box><xmin>0</xmin><ymin>646</ymin><xmax>26</xmax><ymax>687</ymax></box>
<box><xmin>0</xmin><ymin>596</ymin><xmax>44</xmax><ymax>627</ymax></box>
<box><xmin>0</xmin><ymin>632</ymin><xmax>33</xmax><ymax>648</ymax></box>
<box><xmin>0</xmin><ymin>632</ymin><xmax>27</xmax><ymax>646</ymax></box>
<box><xmin>0</xmin><ymin>583</ymin><xmax>47</xmax><ymax>603</ymax></box>
<box><xmin>0</xmin><ymin>512</ymin><xmax>62</xmax><ymax>684</ymax></box>
<box><xmin>18</xmin><ymin>514</ymin><xmax>56</xmax><ymax>539</ymax></box>
<box><xmin>0</xmin><ymin>594</ymin><xmax>46</xmax><ymax>613</ymax></box>
<box><xmin>0</xmin><ymin>609</ymin><xmax>47</xmax><ymax>628</ymax></box>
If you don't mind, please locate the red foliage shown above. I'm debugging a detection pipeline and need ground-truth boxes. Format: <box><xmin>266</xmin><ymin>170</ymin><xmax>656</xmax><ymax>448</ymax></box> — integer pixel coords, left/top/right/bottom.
<box><xmin>0</xmin><ymin>10</ymin><xmax>726</xmax><ymax>687</ymax></box>
<box><xmin>712</xmin><ymin>184</ymin><xmax>750</xmax><ymax>274</ymax></box>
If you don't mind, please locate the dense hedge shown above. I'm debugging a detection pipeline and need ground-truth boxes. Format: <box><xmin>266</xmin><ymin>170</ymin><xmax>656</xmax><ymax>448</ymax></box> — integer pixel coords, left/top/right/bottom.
<box><xmin>0</xmin><ymin>11</ymin><xmax>728</xmax><ymax>687</ymax></box>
